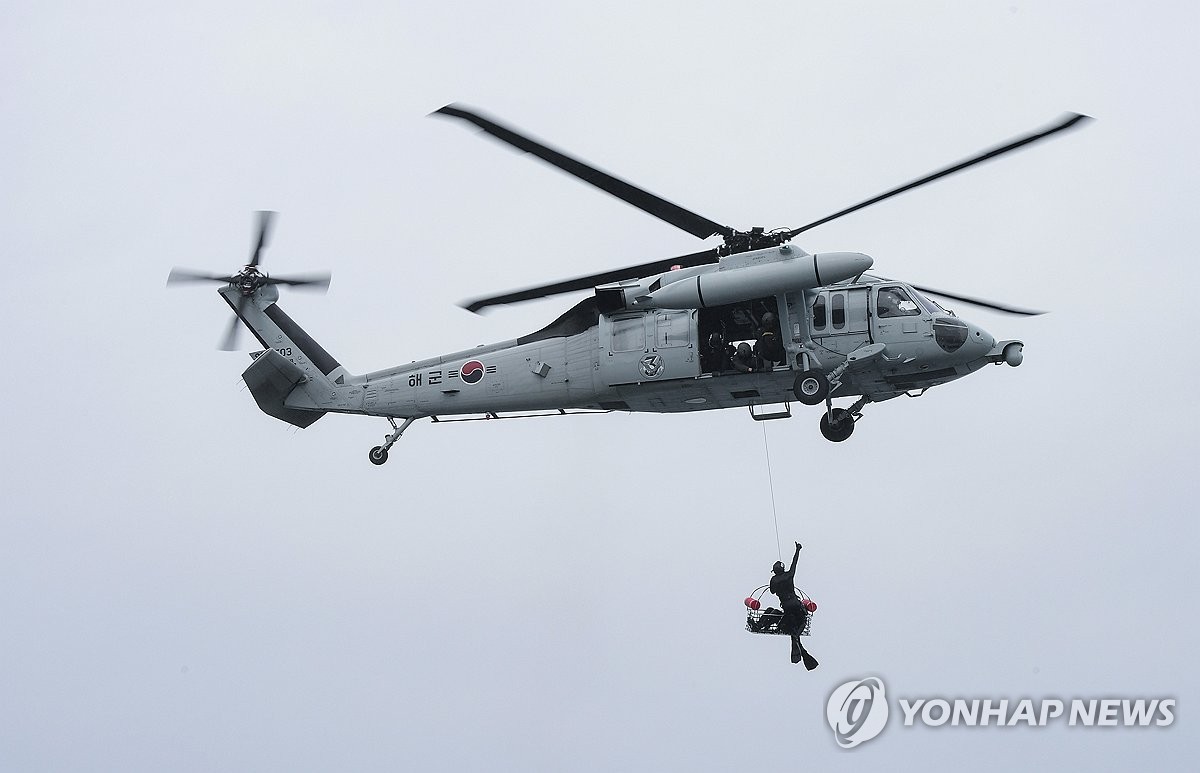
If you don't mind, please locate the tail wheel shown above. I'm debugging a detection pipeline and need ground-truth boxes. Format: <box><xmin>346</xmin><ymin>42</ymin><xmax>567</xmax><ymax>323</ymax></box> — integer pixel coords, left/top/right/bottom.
<box><xmin>793</xmin><ymin>371</ymin><xmax>829</xmax><ymax>406</ymax></box>
<box><xmin>819</xmin><ymin>408</ymin><xmax>855</xmax><ymax>442</ymax></box>
<box><xmin>369</xmin><ymin>446</ymin><xmax>389</xmax><ymax>465</ymax></box>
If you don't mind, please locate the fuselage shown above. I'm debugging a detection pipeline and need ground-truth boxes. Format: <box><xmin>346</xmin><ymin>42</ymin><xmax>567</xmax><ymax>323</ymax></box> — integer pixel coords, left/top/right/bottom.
<box><xmin>303</xmin><ymin>245</ymin><xmax>1019</xmax><ymax>421</ymax></box>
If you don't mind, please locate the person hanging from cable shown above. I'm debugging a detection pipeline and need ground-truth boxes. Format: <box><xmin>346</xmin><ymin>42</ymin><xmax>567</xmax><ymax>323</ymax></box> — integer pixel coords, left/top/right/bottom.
<box><xmin>770</xmin><ymin>541</ymin><xmax>819</xmax><ymax>669</ymax></box>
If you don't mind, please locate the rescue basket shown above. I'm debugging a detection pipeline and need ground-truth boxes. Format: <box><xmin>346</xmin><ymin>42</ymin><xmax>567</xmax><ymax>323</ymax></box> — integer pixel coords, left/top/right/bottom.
<box><xmin>743</xmin><ymin>584</ymin><xmax>815</xmax><ymax>636</ymax></box>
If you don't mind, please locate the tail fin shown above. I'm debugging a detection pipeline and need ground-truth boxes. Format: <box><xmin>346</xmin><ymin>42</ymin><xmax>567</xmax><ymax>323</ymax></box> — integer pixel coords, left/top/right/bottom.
<box><xmin>220</xmin><ymin>285</ymin><xmax>354</xmax><ymax>426</ymax></box>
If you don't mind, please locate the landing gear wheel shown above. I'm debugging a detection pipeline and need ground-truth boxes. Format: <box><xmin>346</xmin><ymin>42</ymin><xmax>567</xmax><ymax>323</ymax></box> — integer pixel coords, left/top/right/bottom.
<box><xmin>369</xmin><ymin>446</ymin><xmax>389</xmax><ymax>465</ymax></box>
<box><xmin>793</xmin><ymin>371</ymin><xmax>829</xmax><ymax>406</ymax></box>
<box><xmin>819</xmin><ymin>408</ymin><xmax>855</xmax><ymax>442</ymax></box>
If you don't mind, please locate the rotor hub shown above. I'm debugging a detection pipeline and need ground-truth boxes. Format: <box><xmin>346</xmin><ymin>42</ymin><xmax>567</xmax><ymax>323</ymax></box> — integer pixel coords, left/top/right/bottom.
<box><xmin>717</xmin><ymin>227</ymin><xmax>790</xmax><ymax>257</ymax></box>
<box><xmin>235</xmin><ymin>266</ymin><xmax>267</xmax><ymax>296</ymax></box>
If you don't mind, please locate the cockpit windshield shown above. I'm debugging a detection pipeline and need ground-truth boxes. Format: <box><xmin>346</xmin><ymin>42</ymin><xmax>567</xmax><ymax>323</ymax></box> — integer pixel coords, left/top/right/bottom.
<box><xmin>910</xmin><ymin>287</ymin><xmax>949</xmax><ymax>315</ymax></box>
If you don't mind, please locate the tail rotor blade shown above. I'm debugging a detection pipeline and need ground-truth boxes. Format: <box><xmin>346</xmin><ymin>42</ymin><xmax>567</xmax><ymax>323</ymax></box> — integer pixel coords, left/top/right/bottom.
<box><xmin>218</xmin><ymin>296</ymin><xmax>249</xmax><ymax>350</ymax></box>
<box><xmin>264</xmin><ymin>272</ymin><xmax>331</xmax><ymax>291</ymax></box>
<box><xmin>167</xmin><ymin>268</ymin><xmax>235</xmax><ymax>285</ymax></box>
<box><xmin>249</xmin><ymin>210</ymin><xmax>276</xmax><ymax>267</ymax></box>
<box><xmin>217</xmin><ymin>314</ymin><xmax>241</xmax><ymax>350</ymax></box>
<box><xmin>170</xmin><ymin>212</ymin><xmax>330</xmax><ymax>348</ymax></box>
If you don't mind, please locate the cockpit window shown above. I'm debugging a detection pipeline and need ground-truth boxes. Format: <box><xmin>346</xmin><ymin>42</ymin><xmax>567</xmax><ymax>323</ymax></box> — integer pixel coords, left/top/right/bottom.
<box><xmin>876</xmin><ymin>286</ymin><xmax>921</xmax><ymax>318</ymax></box>
<box><xmin>911</xmin><ymin>288</ymin><xmax>947</xmax><ymax>315</ymax></box>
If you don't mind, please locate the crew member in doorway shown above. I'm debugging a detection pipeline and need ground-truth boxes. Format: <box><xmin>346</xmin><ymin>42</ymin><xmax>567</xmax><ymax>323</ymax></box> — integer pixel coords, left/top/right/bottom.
<box><xmin>770</xmin><ymin>542</ymin><xmax>819</xmax><ymax>670</ymax></box>
<box><xmin>704</xmin><ymin>331</ymin><xmax>731</xmax><ymax>372</ymax></box>
<box><xmin>754</xmin><ymin>312</ymin><xmax>785</xmax><ymax>366</ymax></box>
<box><xmin>732</xmin><ymin>342</ymin><xmax>757</xmax><ymax>373</ymax></box>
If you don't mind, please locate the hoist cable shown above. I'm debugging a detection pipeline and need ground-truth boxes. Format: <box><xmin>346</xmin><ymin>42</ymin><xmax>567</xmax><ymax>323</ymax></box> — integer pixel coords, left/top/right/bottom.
<box><xmin>761</xmin><ymin>421</ymin><xmax>782</xmax><ymax>562</ymax></box>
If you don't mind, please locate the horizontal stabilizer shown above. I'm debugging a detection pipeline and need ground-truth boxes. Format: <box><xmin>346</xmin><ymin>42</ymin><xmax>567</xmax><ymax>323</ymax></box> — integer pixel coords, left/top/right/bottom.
<box><xmin>242</xmin><ymin>350</ymin><xmax>326</xmax><ymax>428</ymax></box>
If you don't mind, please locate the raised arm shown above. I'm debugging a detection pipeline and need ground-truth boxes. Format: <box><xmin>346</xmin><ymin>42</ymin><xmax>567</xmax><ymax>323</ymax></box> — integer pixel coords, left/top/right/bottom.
<box><xmin>788</xmin><ymin>542</ymin><xmax>802</xmax><ymax>575</ymax></box>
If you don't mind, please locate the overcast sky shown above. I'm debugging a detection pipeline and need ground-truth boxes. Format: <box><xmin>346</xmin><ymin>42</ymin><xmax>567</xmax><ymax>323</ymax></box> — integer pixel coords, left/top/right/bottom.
<box><xmin>3</xmin><ymin>2</ymin><xmax>1198</xmax><ymax>770</ymax></box>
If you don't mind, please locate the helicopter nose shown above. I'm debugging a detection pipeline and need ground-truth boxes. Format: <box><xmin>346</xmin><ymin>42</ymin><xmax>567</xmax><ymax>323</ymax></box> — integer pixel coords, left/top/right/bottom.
<box><xmin>965</xmin><ymin>323</ymin><xmax>995</xmax><ymax>356</ymax></box>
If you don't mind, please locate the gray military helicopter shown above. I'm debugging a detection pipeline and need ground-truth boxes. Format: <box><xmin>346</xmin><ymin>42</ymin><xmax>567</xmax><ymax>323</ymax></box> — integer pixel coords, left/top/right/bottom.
<box><xmin>168</xmin><ymin>106</ymin><xmax>1089</xmax><ymax>464</ymax></box>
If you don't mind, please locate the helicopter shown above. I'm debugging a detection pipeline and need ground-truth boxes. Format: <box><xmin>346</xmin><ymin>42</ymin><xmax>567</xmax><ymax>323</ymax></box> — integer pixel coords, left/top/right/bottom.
<box><xmin>168</xmin><ymin>106</ymin><xmax>1090</xmax><ymax>465</ymax></box>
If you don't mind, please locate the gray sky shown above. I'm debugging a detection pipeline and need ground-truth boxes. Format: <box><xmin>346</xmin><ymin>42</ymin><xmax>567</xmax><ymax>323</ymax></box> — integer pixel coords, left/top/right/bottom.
<box><xmin>3</xmin><ymin>1</ymin><xmax>1197</xmax><ymax>770</ymax></box>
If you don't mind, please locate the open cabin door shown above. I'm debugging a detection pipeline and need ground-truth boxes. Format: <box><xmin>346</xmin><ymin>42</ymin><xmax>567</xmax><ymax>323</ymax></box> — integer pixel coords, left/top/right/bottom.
<box><xmin>599</xmin><ymin>309</ymin><xmax>698</xmax><ymax>386</ymax></box>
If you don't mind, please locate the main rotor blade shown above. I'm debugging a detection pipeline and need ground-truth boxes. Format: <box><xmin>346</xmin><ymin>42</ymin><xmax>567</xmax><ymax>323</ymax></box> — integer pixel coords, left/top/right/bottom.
<box><xmin>911</xmin><ymin>283</ymin><xmax>1046</xmax><ymax>316</ymax></box>
<box><xmin>263</xmin><ymin>272</ymin><xmax>332</xmax><ymax>291</ymax></box>
<box><xmin>167</xmin><ymin>268</ymin><xmax>236</xmax><ymax>285</ymax></box>
<box><xmin>786</xmin><ymin>112</ymin><xmax>1092</xmax><ymax>238</ymax></box>
<box><xmin>249</xmin><ymin>210</ymin><xmax>275</xmax><ymax>267</ymax></box>
<box><xmin>462</xmin><ymin>248</ymin><xmax>720</xmax><ymax>313</ymax></box>
<box><xmin>433</xmin><ymin>104</ymin><xmax>732</xmax><ymax>241</ymax></box>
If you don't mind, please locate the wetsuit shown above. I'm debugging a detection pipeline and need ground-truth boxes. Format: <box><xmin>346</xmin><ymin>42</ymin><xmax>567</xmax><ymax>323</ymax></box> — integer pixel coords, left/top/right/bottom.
<box><xmin>770</xmin><ymin>544</ymin><xmax>813</xmax><ymax>665</ymax></box>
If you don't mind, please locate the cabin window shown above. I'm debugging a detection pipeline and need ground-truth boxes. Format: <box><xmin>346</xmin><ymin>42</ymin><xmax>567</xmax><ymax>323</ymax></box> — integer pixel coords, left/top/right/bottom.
<box><xmin>812</xmin><ymin>297</ymin><xmax>826</xmax><ymax>330</ymax></box>
<box><xmin>831</xmin><ymin>294</ymin><xmax>846</xmax><ymax>329</ymax></box>
<box><xmin>611</xmin><ymin>316</ymin><xmax>646</xmax><ymax>352</ymax></box>
<box><xmin>656</xmin><ymin>311</ymin><xmax>690</xmax><ymax>348</ymax></box>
